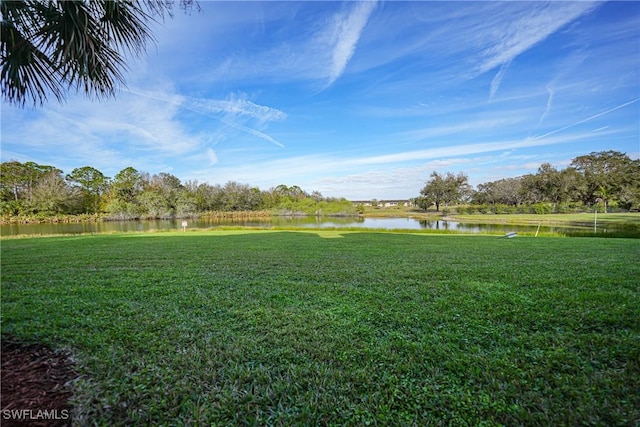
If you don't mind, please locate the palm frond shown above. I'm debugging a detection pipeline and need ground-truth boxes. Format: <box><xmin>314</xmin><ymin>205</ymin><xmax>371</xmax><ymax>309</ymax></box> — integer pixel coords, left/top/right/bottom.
<box><xmin>1</xmin><ymin>8</ymin><xmax>64</xmax><ymax>106</ymax></box>
<box><xmin>1</xmin><ymin>0</ymin><xmax>191</xmax><ymax>107</ymax></box>
<box><xmin>95</xmin><ymin>1</ymin><xmax>154</xmax><ymax>56</ymax></box>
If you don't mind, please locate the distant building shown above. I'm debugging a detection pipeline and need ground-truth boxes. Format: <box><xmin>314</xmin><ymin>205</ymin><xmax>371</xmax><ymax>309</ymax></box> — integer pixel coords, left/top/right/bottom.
<box><xmin>351</xmin><ymin>199</ymin><xmax>413</xmax><ymax>207</ymax></box>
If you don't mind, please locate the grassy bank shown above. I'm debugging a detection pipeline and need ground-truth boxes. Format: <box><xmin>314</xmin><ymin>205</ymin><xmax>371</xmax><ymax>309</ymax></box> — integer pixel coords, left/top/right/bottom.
<box><xmin>450</xmin><ymin>212</ymin><xmax>640</xmax><ymax>225</ymax></box>
<box><xmin>5</xmin><ymin>209</ymin><xmax>640</xmax><ymax>239</ymax></box>
<box><xmin>365</xmin><ymin>206</ymin><xmax>640</xmax><ymax>224</ymax></box>
<box><xmin>364</xmin><ymin>207</ymin><xmax>640</xmax><ymax>236</ymax></box>
<box><xmin>2</xmin><ymin>231</ymin><xmax>639</xmax><ymax>425</ymax></box>
<box><xmin>450</xmin><ymin>213</ymin><xmax>640</xmax><ymax>238</ymax></box>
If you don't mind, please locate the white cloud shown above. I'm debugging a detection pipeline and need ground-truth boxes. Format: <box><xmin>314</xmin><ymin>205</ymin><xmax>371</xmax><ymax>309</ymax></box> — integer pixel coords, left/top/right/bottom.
<box><xmin>489</xmin><ymin>60</ymin><xmax>511</xmax><ymax>100</ymax></box>
<box><xmin>311</xmin><ymin>1</ymin><xmax>602</xmax><ymax>92</ymax></box>
<box><xmin>474</xmin><ymin>2</ymin><xmax>601</xmax><ymax>75</ymax></box>
<box><xmin>123</xmin><ymin>88</ymin><xmax>287</xmax><ymax>148</ymax></box>
<box><xmin>1</xmin><ymin>88</ymin><xmax>205</xmax><ymax>175</ymax></box>
<box><xmin>537</xmin><ymin>86</ymin><xmax>555</xmax><ymax>126</ymax></box>
<box><xmin>320</xmin><ymin>1</ymin><xmax>377</xmax><ymax>87</ymax></box>
<box><xmin>184</xmin><ymin>122</ymin><xmax>622</xmax><ymax>200</ymax></box>
<box><xmin>396</xmin><ymin>116</ymin><xmax>529</xmax><ymax>143</ymax></box>
<box><xmin>206</xmin><ymin>148</ymin><xmax>218</xmax><ymax>166</ymax></box>
<box><xmin>346</xmin><ymin>132</ymin><xmax>602</xmax><ymax>167</ymax></box>
<box><xmin>533</xmin><ymin>97</ymin><xmax>639</xmax><ymax>140</ymax></box>
<box><xmin>146</xmin><ymin>2</ymin><xmax>378</xmax><ymax>90</ymax></box>
<box><xmin>187</xmin><ymin>94</ymin><xmax>287</xmax><ymax>123</ymax></box>
<box><xmin>149</xmin><ymin>1</ymin><xmax>598</xmax><ymax>94</ymax></box>
<box><xmin>186</xmin><ymin>91</ymin><xmax>635</xmax><ymax>191</ymax></box>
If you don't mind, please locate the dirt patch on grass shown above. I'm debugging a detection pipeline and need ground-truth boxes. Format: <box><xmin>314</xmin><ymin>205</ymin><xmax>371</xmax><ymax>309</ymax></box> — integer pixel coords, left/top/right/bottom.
<box><xmin>1</xmin><ymin>338</ymin><xmax>75</xmax><ymax>426</ymax></box>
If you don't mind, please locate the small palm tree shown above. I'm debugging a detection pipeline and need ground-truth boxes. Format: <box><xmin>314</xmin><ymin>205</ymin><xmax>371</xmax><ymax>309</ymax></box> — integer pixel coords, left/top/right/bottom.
<box><xmin>1</xmin><ymin>0</ymin><xmax>196</xmax><ymax>107</ymax></box>
<box><xmin>595</xmin><ymin>186</ymin><xmax>610</xmax><ymax>213</ymax></box>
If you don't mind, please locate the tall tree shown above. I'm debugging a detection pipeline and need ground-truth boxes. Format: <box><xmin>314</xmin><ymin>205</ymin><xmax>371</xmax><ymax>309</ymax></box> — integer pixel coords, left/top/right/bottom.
<box><xmin>191</xmin><ymin>182</ymin><xmax>224</xmax><ymax>212</ymax></box>
<box><xmin>29</xmin><ymin>169</ymin><xmax>81</xmax><ymax>214</ymax></box>
<box><xmin>138</xmin><ymin>172</ymin><xmax>184</xmax><ymax>217</ymax></box>
<box><xmin>220</xmin><ymin>181</ymin><xmax>264</xmax><ymax>211</ymax></box>
<box><xmin>570</xmin><ymin>151</ymin><xmax>638</xmax><ymax>212</ymax></box>
<box><xmin>535</xmin><ymin>163</ymin><xmax>580</xmax><ymax>210</ymax></box>
<box><xmin>0</xmin><ymin>160</ymin><xmax>59</xmax><ymax>207</ymax></box>
<box><xmin>618</xmin><ymin>162</ymin><xmax>640</xmax><ymax>210</ymax></box>
<box><xmin>0</xmin><ymin>160</ymin><xmax>30</xmax><ymax>203</ymax></box>
<box><xmin>474</xmin><ymin>177</ymin><xmax>524</xmax><ymax>206</ymax></box>
<box><xmin>1</xmin><ymin>0</ymin><xmax>197</xmax><ymax>106</ymax></box>
<box><xmin>418</xmin><ymin>172</ymin><xmax>471</xmax><ymax>212</ymax></box>
<box><xmin>66</xmin><ymin>166</ymin><xmax>109</xmax><ymax>213</ymax></box>
<box><xmin>111</xmin><ymin>166</ymin><xmax>142</xmax><ymax>203</ymax></box>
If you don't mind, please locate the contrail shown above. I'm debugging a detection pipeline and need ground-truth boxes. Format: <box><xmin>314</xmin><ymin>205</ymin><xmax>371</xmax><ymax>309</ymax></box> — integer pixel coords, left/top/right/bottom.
<box><xmin>323</xmin><ymin>0</ymin><xmax>377</xmax><ymax>89</ymax></box>
<box><xmin>213</xmin><ymin>115</ymin><xmax>285</xmax><ymax>148</ymax></box>
<box><xmin>489</xmin><ymin>61</ymin><xmax>510</xmax><ymax>100</ymax></box>
<box><xmin>533</xmin><ymin>97</ymin><xmax>639</xmax><ymax>141</ymax></box>
<box><xmin>537</xmin><ymin>86</ymin><xmax>554</xmax><ymax>126</ymax></box>
<box><xmin>121</xmin><ymin>88</ymin><xmax>285</xmax><ymax>148</ymax></box>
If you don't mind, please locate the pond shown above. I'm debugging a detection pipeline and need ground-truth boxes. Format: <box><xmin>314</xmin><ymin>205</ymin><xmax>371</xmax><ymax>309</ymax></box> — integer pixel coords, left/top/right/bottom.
<box><xmin>0</xmin><ymin>216</ymin><xmax>581</xmax><ymax>236</ymax></box>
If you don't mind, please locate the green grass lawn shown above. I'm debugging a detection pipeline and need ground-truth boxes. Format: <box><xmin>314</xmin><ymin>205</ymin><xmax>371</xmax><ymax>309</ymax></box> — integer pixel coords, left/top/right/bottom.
<box><xmin>2</xmin><ymin>231</ymin><xmax>639</xmax><ymax>426</ymax></box>
<box><xmin>451</xmin><ymin>212</ymin><xmax>640</xmax><ymax>226</ymax></box>
<box><xmin>363</xmin><ymin>208</ymin><xmax>640</xmax><ymax>237</ymax></box>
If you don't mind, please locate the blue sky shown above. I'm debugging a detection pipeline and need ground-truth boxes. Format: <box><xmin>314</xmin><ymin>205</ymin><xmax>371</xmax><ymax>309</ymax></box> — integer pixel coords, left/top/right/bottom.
<box><xmin>1</xmin><ymin>1</ymin><xmax>639</xmax><ymax>200</ymax></box>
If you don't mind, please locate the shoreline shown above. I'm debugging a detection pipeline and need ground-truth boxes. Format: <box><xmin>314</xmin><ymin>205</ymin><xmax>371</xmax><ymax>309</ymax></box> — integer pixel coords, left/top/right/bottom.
<box><xmin>3</xmin><ymin>210</ymin><xmax>639</xmax><ymax>228</ymax></box>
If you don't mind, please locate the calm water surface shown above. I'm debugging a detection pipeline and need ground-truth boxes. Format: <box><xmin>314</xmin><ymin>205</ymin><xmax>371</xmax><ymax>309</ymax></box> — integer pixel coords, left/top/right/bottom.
<box><xmin>1</xmin><ymin>216</ymin><xmax>579</xmax><ymax>236</ymax></box>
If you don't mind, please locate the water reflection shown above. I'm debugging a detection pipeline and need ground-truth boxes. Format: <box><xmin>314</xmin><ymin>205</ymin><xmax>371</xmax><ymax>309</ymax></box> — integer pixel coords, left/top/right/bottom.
<box><xmin>0</xmin><ymin>216</ymin><xmax>578</xmax><ymax>236</ymax></box>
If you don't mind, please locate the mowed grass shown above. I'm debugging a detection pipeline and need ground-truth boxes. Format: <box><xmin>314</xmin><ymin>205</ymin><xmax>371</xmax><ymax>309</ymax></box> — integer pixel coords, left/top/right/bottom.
<box><xmin>2</xmin><ymin>231</ymin><xmax>639</xmax><ymax>426</ymax></box>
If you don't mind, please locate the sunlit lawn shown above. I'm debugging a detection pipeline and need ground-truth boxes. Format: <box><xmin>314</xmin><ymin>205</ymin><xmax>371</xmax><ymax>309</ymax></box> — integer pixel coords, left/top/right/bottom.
<box><xmin>367</xmin><ymin>205</ymin><xmax>640</xmax><ymax>225</ymax></box>
<box><xmin>452</xmin><ymin>212</ymin><xmax>640</xmax><ymax>225</ymax></box>
<box><xmin>2</xmin><ymin>231</ymin><xmax>639</xmax><ymax>425</ymax></box>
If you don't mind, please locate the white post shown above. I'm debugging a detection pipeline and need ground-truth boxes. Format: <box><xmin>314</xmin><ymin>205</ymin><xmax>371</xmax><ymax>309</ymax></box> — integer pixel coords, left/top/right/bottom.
<box><xmin>594</xmin><ymin>209</ymin><xmax>597</xmax><ymax>234</ymax></box>
<box><xmin>182</xmin><ymin>220</ymin><xmax>188</xmax><ymax>232</ymax></box>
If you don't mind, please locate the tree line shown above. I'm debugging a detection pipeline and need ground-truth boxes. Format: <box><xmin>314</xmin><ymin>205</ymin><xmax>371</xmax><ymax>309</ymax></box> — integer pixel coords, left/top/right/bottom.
<box><xmin>416</xmin><ymin>151</ymin><xmax>640</xmax><ymax>213</ymax></box>
<box><xmin>0</xmin><ymin>163</ymin><xmax>356</xmax><ymax>220</ymax></box>
<box><xmin>2</xmin><ymin>150</ymin><xmax>638</xmax><ymax>220</ymax></box>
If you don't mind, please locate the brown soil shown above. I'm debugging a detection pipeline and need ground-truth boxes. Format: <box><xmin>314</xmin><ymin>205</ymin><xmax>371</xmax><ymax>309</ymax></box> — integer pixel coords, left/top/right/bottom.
<box><xmin>1</xmin><ymin>339</ymin><xmax>75</xmax><ymax>427</ymax></box>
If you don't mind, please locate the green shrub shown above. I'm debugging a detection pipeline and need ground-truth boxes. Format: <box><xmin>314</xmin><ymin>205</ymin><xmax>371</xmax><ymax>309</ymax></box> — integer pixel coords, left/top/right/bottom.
<box><xmin>477</xmin><ymin>204</ymin><xmax>491</xmax><ymax>214</ymax></box>
<box><xmin>531</xmin><ymin>203</ymin><xmax>552</xmax><ymax>214</ymax></box>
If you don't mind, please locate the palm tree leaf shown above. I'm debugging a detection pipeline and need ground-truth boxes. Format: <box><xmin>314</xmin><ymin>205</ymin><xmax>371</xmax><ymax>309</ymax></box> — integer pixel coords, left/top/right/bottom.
<box><xmin>94</xmin><ymin>1</ymin><xmax>155</xmax><ymax>56</ymax></box>
<box><xmin>2</xmin><ymin>0</ymin><xmax>197</xmax><ymax>106</ymax></box>
<box><xmin>1</xmin><ymin>13</ymin><xmax>64</xmax><ymax>105</ymax></box>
